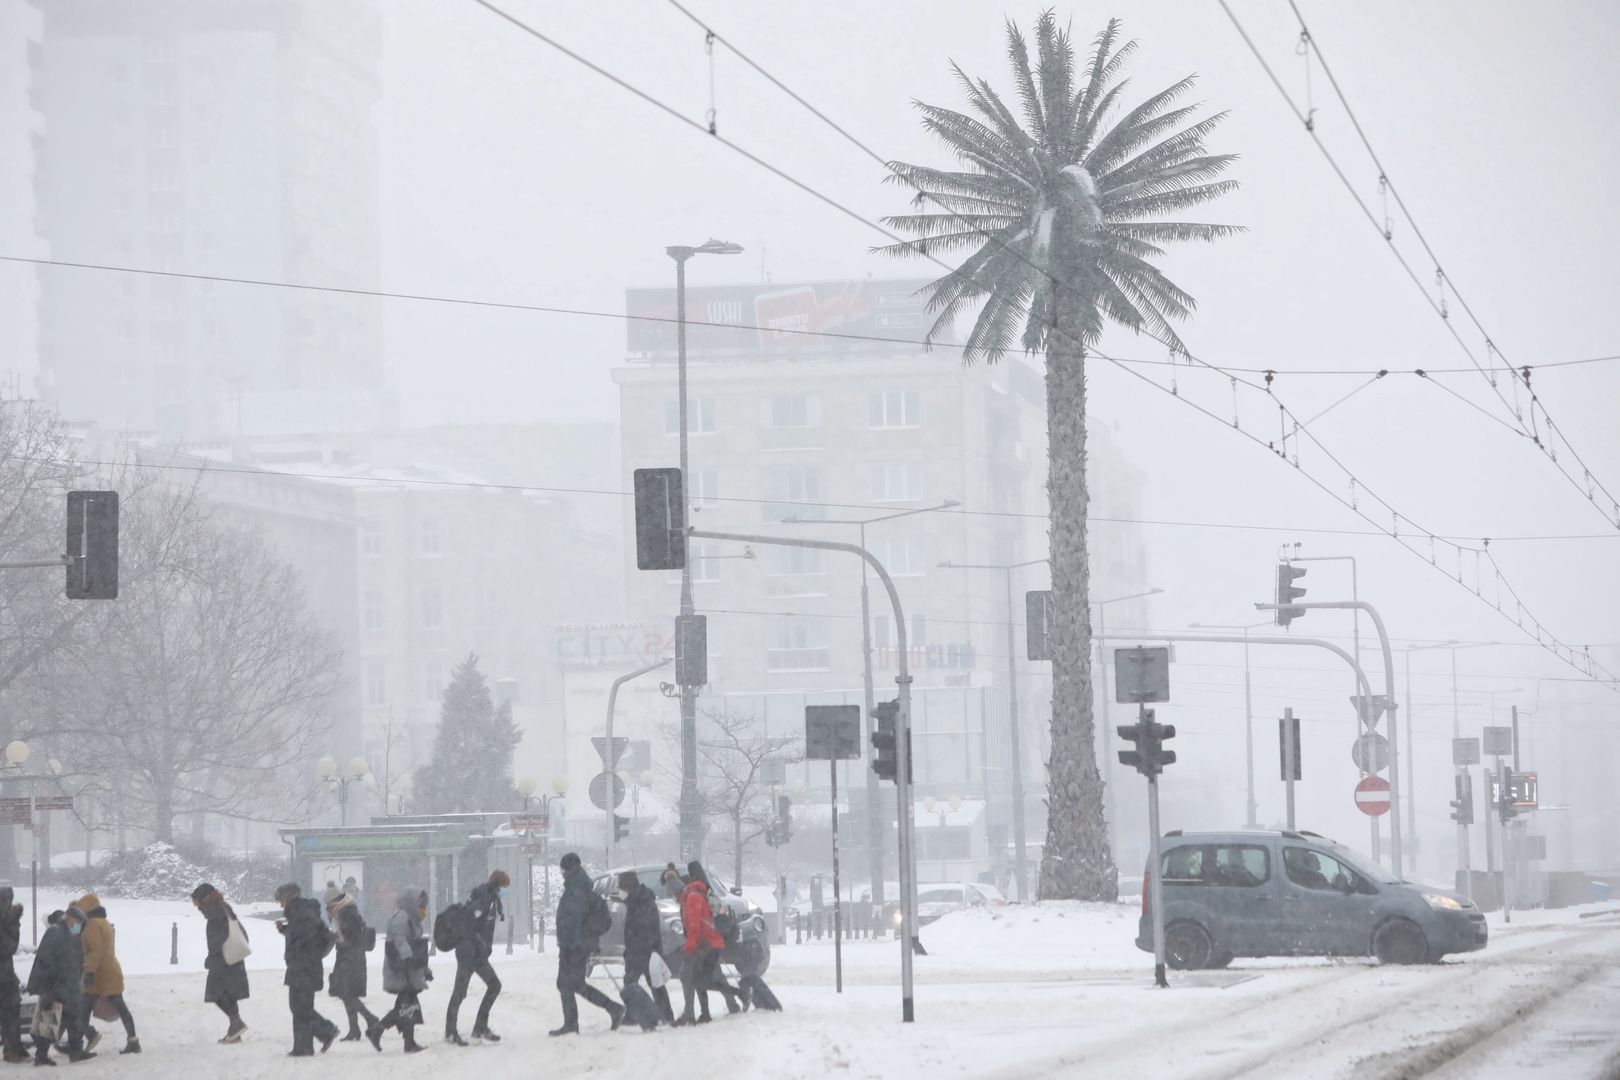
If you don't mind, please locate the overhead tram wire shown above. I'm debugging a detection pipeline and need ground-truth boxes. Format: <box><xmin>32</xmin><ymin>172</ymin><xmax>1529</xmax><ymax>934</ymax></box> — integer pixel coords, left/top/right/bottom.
<box><xmin>640</xmin><ymin>1</ymin><xmax>1619</xmax><ymax>687</ymax></box>
<box><xmin>1219</xmin><ymin>0</ymin><xmax>1620</xmax><ymax>532</ymax></box>
<box><xmin>463</xmin><ymin>0</ymin><xmax>1615</xmax><ymax>686</ymax></box>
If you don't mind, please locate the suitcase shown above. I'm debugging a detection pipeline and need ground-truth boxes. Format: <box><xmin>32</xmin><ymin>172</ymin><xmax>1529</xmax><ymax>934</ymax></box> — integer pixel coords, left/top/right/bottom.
<box><xmin>738</xmin><ymin>973</ymin><xmax>782</xmax><ymax>1011</ymax></box>
<box><xmin>619</xmin><ymin>983</ymin><xmax>662</xmax><ymax>1031</ymax></box>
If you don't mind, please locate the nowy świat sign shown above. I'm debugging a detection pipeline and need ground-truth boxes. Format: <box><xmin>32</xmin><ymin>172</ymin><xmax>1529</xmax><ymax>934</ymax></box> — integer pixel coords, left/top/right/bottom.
<box><xmin>624</xmin><ymin>279</ymin><xmax>936</xmax><ymax>357</ymax></box>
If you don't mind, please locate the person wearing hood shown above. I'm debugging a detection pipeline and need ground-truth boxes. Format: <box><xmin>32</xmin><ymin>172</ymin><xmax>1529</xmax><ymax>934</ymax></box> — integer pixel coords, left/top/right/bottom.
<box><xmin>275</xmin><ymin>882</ymin><xmax>339</xmax><ymax>1057</ymax></box>
<box><xmin>661</xmin><ymin>863</ymin><xmax>684</xmax><ymax>901</ymax></box>
<box><xmin>676</xmin><ymin>860</ymin><xmax>739</xmax><ymax>1024</ymax></box>
<box><xmin>444</xmin><ymin>868</ymin><xmax>508</xmax><ymax>1046</ymax></box>
<box><xmin>549</xmin><ymin>852</ymin><xmax>622</xmax><ymax>1036</ymax></box>
<box><xmin>191</xmin><ymin>883</ymin><xmax>249</xmax><ymax>1044</ymax></box>
<box><xmin>618</xmin><ymin>870</ymin><xmax>675</xmax><ymax>1024</ymax></box>
<box><xmin>323</xmin><ymin>884</ymin><xmax>377</xmax><ymax>1041</ymax></box>
<box><xmin>369</xmin><ymin>888</ymin><xmax>431</xmax><ymax>1054</ymax></box>
<box><xmin>0</xmin><ymin>887</ymin><xmax>26</xmax><ymax>1063</ymax></box>
<box><xmin>75</xmin><ymin>892</ymin><xmax>138</xmax><ymax>1055</ymax></box>
<box><xmin>26</xmin><ymin>904</ymin><xmax>91</xmax><ymax>1064</ymax></box>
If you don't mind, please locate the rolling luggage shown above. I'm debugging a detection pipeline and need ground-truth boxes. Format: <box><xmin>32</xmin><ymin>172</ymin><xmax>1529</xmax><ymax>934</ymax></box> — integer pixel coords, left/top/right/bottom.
<box><xmin>738</xmin><ymin>972</ymin><xmax>782</xmax><ymax>1011</ymax></box>
<box><xmin>619</xmin><ymin>982</ymin><xmax>661</xmax><ymax>1031</ymax></box>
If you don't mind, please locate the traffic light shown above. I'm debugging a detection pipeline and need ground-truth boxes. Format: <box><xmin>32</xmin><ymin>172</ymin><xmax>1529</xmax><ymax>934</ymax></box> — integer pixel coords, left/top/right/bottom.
<box><xmin>1117</xmin><ymin>709</ymin><xmax>1177</xmax><ymax>777</ymax></box>
<box><xmin>614</xmin><ymin>814</ymin><xmax>631</xmax><ymax>842</ymax></box>
<box><xmin>871</xmin><ymin>699</ymin><xmax>899</xmax><ymax>782</ymax></box>
<box><xmin>675</xmin><ymin>613</ymin><xmax>707</xmax><ymax>687</ymax></box>
<box><xmin>1450</xmin><ymin>772</ymin><xmax>1473</xmax><ymax>826</ymax></box>
<box><xmin>1274</xmin><ymin>563</ymin><xmax>1307</xmax><ymax>627</ymax></box>
<box><xmin>1498</xmin><ymin>767</ymin><xmax>1518</xmax><ymax>823</ymax></box>
<box><xmin>776</xmin><ymin>794</ymin><xmax>793</xmax><ymax>845</ymax></box>
<box><xmin>632</xmin><ymin>467</ymin><xmax>685</xmax><ymax>571</ymax></box>
<box><xmin>66</xmin><ymin>491</ymin><xmax>118</xmax><ymax>600</ymax></box>
<box><xmin>1025</xmin><ymin>590</ymin><xmax>1053</xmax><ymax>661</ymax></box>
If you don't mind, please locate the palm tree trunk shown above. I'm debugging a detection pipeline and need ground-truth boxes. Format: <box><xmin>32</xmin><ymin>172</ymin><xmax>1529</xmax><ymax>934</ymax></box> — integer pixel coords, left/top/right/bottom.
<box><xmin>1037</xmin><ymin>291</ymin><xmax>1118</xmax><ymax>902</ymax></box>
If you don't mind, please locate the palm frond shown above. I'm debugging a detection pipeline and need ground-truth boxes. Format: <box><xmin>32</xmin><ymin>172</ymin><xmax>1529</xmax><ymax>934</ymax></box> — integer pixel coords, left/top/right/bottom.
<box><xmin>1084</xmin><ymin>76</ymin><xmax>1199</xmax><ymax>172</ymax></box>
<box><xmin>916</xmin><ymin>104</ymin><xmax>1040</xmax><ymax>185</ymax></box>
<box><xmin>1096</xmin><ymin>114</ymin><xmax>1232</xmax><ymax>190</ymax></box>
<box><xmin>1102</xmin><ymin>154</ymin><xmax>1240</xmax><ymax>207</ymax></box>
<box><xmin>881</xmin><ymin>162</ymin><xmax>1026</xmax><ymax>204</ymax></box>
<box><xmin>1003</xmin><ymin>18</ymin><xmax>1048</xmax><ymax>147</ymax></box>
<box><xmin>1033</xmin><ymin>11</ymin><xmax>1076</xmax><ymax>155</ymax></box>
<box><xmin>949</xmin><ymin>63</ymin><xmax>1034</xmax><ymax>153</ymax></box>
<box><xmin>1108</xmin><ymin>180</ymin><xmax>1241</xmax><ymax>219</ymax></box>
<box><xmin>960</xmin><ymin>270</ymin><xmax>1035</xmax><ymax>363</ymax></box>
<box><xmin>1109</xmin><ymin>221</ymin><xmax>1245</xmax><ymax>244</ymax></box>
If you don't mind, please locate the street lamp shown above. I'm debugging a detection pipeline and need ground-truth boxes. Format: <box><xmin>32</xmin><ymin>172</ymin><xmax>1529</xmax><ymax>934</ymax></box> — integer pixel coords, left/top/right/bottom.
<box><xmin>783</xmin><ymin>499</ymin><xmax>958</xmax><ymax>909</ymax></box>
<box><xmin>0</xmin><ymin>742</ymin><xmax>39</xmax><ymax>944</ymax></box>
<box><xmin>938</xmin><ymin>555</ymin><xmax>1044</xmax><ymax>902</ymax></box>
<box><xmin>668</xmin><ymin>237</ymin><xmax>744</xmax><ymax>864</ymax></box>
<box><xmin>318</xmin><ymin>755</ymin><xmax>370</xmax><ymax>827</ymax></box>
<box><xmin>4</xmin><ymin>742</ymin><xmax>29</xmax><ymax>768</ymax></box>
<box><xmin>1093</xmin><ymin>587</ymin><xmax>1167</xmax><ymax>849</ymax></box>
<box><xmin>1189</xmin><ymin>621</ymin><xmax>1270</xmax><ymax>828</ymax></box>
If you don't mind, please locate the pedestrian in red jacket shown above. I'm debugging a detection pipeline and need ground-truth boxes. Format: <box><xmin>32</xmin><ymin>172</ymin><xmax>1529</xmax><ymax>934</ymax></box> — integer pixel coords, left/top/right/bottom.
<box><xmin>675</xmin><ymin>863</ymin><xmax>739</xmax><ymax>1023</ymax></box>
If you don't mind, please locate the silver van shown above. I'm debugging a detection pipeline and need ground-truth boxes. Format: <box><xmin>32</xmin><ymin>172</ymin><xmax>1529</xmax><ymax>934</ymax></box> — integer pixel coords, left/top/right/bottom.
<box><xmin>1136</xmin><ymin>829</ymin><xmax>1487</xmax><ymax>968</ymax></box>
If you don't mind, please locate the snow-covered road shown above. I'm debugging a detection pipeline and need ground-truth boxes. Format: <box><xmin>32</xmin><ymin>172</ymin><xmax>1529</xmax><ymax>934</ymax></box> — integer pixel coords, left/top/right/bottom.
<box><xmin>29</xmin><ymin>890</ymin><xmax>1620</xmax><ymax>1079</ymax></box>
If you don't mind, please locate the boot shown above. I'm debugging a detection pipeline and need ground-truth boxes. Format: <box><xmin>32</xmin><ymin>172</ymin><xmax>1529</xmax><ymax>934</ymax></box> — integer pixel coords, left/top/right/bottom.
<box><xmin>120</xmin><ymin>1039</ymin><xmax>141</xmax><ymax>1055</ymax></box>
<box><xmin>546</xmin><ymin>1023</ymin><xmax>579</xmax><ymax>1037</ymax></box>
<box><xmin>444</xmin><ymin>1030</ymin><xmax>469</xmax><ymax>1047</ymax></box>
<box><xmin>81</xmin><ymin>1031</ymin><xmax>100</xmax><ymax>1054</ymax></box>
<box><xmin>366</xmin><ymin>1025</ymin><xmax>383</xmax><ymax>1053</ymax></box>
<box><xmin>471</xmin><ymin>1026</ymin><xmax>501</xmax><ymax>1043</ymax></box>
<box><xmin>5</xmin><ymin>1049</ymin><xmax>30</xmax><ymax>1064</ymax></box>
<box><xmin>221</xmin><ymin>1018</ymin><xmax>247</xmax><ymax>1045</ymax></box>
<box><xmin>607</xmin><ymin>1002</ymin><xmax>625</xmax><ymax>1031</ymax></box>
<box><xmin>65</xmin><ymin>1051</ymin><xmax>95</xmax><ymax>1063</ymax></box>
<box><xmin>318</xmin><ymin>1024</ymin><xmax>338</xmax><ymax>1054</ymax></box>
<box><xmin>402</xmin><ymin>1026</ymin><xmax>425</xmax><ymax>1054</ymax></box>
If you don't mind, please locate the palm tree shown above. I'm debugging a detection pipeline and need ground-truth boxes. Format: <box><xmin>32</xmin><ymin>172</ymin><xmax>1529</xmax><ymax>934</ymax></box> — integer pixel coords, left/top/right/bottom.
<box><xmin>878</xmin><ymin>13</ymin><xmax>1239</xmax><ymax>900</ymax></box>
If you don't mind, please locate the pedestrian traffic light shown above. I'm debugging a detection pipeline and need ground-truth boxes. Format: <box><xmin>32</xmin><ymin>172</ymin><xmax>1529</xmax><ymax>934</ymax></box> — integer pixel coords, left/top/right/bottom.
<box><xmin>675</xmin><ymin>613</ymin><xmax>707</xmax><ymax>687</ymax></box>
<box><xmin>632</xmin><ymin>467</ymin><xmax>685</xmax><ymax>571</ymax></box>
<box><xmin>1498</xmin><ymin>767</ymin><xmax>1518</xmax><ymax>823</ymax></box>
<box><xmin>1117</xmin><ymin>709</ymin><xmax>1177</xmax><ymax>777</ymax></box>
<box><xmin>1275</xmin><ymin>563</ymin><xmax>1307</xmax><ymax>627</ymax></box>
<box><xmin>871</xmin><ymin>699</ymin><xmax>899</xmax><ymax>782</ymax></box>
<box><xmin>1450</xmin><ymin>772</ymin><xmax>1473</xmax><ymax>826</ymax></box>
<box><xmin>65</xmin><ymin>491</ymin><xmax>118</xmax><ymax>600</ymax></box>
<box><xmin>614</xmin><ymin>814</ymin><xmax>631</xmax><ymax>841</ymax></box>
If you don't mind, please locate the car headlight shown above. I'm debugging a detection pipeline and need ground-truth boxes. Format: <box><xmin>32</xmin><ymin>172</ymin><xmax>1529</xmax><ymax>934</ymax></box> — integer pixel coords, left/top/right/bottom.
<box><xmin>891</xmin><ymin>909</ymin><xmax>903</xmax><ymax>926</ymax></box>
<box><xmin>751</xmin><ymin>915</ymin><xmax>767</xmax><ymax>934</ymax></box>
<box><xmin>1422</xmin><ymin>893</ymin><xmax>1463</xmax><ymax>911</ymax></box>
<box><xmin>667</xmin><ymin>917</ymin><xmax>684</xmax><ymax>935</ymax></box>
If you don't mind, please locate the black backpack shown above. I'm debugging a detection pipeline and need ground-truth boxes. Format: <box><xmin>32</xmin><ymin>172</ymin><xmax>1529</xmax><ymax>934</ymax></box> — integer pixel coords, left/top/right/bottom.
<box><xmin>584</xmin><ymin>892</ymin><xmax>612</xmax><ymax>939</ymax></box>
<box><xmin>433</xmin><ymin>903</ymin><xmax>465</xmax><ymax>952</ymax></box>
<box><xmin>362</xmin><ymin>925</ymin><xmax>378</xmax><ymax>953</ymax></box>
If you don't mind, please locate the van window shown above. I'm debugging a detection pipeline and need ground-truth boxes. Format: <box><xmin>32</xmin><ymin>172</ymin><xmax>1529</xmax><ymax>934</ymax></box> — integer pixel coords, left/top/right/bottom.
<box><xmin>1283</xmin><ymin>847</ymin><xmax>1364</xmax><ymax>893</ymax></box>
<box><xmin>1162</xmin><ymin>846</ymin><xmax>1206</xmax><ymax>882</ymax></box>
<box><xmin>1209</xmin><ymin>845</ymin><xmax>1270</xmax><ymax>887</ymax></box>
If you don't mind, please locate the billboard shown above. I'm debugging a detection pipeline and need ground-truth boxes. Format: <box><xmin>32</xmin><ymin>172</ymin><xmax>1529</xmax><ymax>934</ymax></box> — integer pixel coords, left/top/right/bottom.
<box><xmin>624</xmin><ymin>279</ymin><xmax>939</xmax><ymax>357</ymax></box>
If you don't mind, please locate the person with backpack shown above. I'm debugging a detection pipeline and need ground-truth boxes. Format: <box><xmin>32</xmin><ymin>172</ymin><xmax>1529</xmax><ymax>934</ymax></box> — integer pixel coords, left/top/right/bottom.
<box><xmin>191</xmin><ymin>883</ymin><xmax>250</xmax><ymax>1044</ymax></box>
<box><xmin>323</xmin><ymin>884</ymin><xmax>377</xmax><ymax>1041</ymax></box>
<box><xmin>274</xmin><ymin>883</ymin><xmax>339</xmax><ymax>1056</ymax></box>
<box><xmin>0</xmin><ymin>887</ymin><xmax>26</xmax><ymax>1063</ymax></box>
<box><xmin>675</xmin><ymin>861</ymin><xmax>739</xmax><ymax>1024</ymax></box>
<box><xmin>444</xmin><ymin>869</ymin><xmax>508</xmax><ymax>1046</ymax></box>
<box><xmin>549</xmin><ymin>852</ymin><xmax>622</xmax><ymax>1036</ymax></box>
<box><xmin>618</xmin><ymin>870</ymin><xmax>675</xmax><ymax>1025</ymax></box>
<box><xmin>74</xmin><ymin>891</ymin><xmax>139</xmax><ymax>1055</ymax></box>
<box><xmin>26</xmin><ymin>904</ymin><xmax>91</xmax><ymax>1064</ymax></box>
<box><xmin>369</xmin><ymin>888</ymin><xmax>431</xmax><ymax>1054</ymax></box>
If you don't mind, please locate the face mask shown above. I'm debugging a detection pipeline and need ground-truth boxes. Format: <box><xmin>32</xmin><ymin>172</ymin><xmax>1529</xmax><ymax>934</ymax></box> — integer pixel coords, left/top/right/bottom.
<box><xmin>499</xmin><ymin>888</ymin><xmax>509</xmax><ymax>899</ymax></box>
<box><xmin>69</xmin><ymin>923</ymin><xmax>82</xmax><ymax>936</ymax></box>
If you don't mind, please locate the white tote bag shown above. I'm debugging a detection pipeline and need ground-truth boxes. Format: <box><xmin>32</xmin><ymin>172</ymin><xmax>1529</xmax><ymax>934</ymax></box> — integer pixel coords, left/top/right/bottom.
<box><xmin>222</xmin><ymin>916</ymin><xmax>252</xmax><ymax>965</ymax></box>
<box><xmin>647</xmin><ymin>950</ymin><xmax>671</xmax><ymax>989</ymax></box>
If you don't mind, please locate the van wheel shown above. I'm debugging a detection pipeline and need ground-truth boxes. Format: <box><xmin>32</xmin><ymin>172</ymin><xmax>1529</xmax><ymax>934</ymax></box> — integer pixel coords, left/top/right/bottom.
<box><xmin>1208</xmin><ymin>949</ymin><xmax>1234</xmax><ymax>969</ymax></box>
<box><xmin>1372</xmin><ymin>919</ymin><xmax>1428</xmax><ymax>965</ymax></box>
<box><xmin>1164</xmin><ymin>921</ymin><xmax>1213</xmax><ymax>970</ymax></box>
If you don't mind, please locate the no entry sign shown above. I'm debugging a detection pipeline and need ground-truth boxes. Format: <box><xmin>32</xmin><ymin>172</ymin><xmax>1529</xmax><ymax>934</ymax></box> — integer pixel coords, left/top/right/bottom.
<box><xmin>1354</xmin><ymin>775</ymin><xmax>1391</xmax><ymax>817</ymax></box>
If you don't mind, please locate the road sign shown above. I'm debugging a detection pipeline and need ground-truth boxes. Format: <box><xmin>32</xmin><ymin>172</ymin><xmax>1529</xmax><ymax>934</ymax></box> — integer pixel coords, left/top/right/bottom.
<box><xmin>1508</xmin><ymin>771</ymin><xmax>1539</xmax><ymax>809</ymax></box>
<box><xmin>1354</xmin><ymin>775</ymin><xmax>1391</xmax><ymax>817</ymax></box>
<box><xmin>519</xmin><ymin>842</ymin><xmax>547</xmax><ymax>858</ymax></box>
<box><xmin>1025</xmin><ymin>590</ymin><xmax>1052</xmax><ymax>661</ymax></box>
<box><xmin>1452</xmin><ymin>737</ymin><xmax>1481</xmax><ymax>766</ymax></box>
<box><xmin>592</xmin><ymin>736</ymin><xmax>630</xmax><ymax>767</ymax></box>
<box><xmin>1349</xmin><ymin>694</ymin><xmax>1390</xmax><ymax>730</ymax></box>
<box><xmin>1278</xmin><ymin>713</ymin><xmax>1302</xmax><ymax>781</ymax></box>
<box><xmin>805</xmin><ymin>705</ymin><xmax>862</xmax><ymax>761</ymax></box>
<box><xmin>1350</xmin><ymin>733</ymin><xmax>1390</xmax><ymax>774</ymax></box>
<box><xmin>1114</xmin><ymin>646</ymin><xmax>1170</xmax><ymax>704</ymax></box>
<box><xmin>509</xmin><ymin>813</ymin><xmax>550</xmax><ymax>834</ymax></box>
<box><xmin>588</xmin><ymin>771</ymin><xmax>626</xmax><ymax>811</ymax></box>
<box><xmin>1483</xmin><ymin>726</ymin><xmax>1513</xmax><ymax>757</ymax></box>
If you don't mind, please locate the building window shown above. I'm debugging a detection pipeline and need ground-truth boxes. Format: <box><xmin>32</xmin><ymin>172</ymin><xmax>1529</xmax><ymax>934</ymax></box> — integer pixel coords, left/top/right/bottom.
<box><xmin>421</xmin><ymin>660</ymin><xmax>447</xmax><ymax>704</ymax></box>
<box><xmin>766</xmin><ymin>621</ymin><xmax>831</xmax><ymax>672</ymax></box>
<box><xmin>362</xmin><ymin>591</ymin><xmax>384</xmax><ymax>632</ymax></box>
<box><xmin>419</xmin><ymin>518</ymin><xmax>442</xmax><ymax>556</ymax></box>
<box><xmin>420</xmin><ymin>586</ymin><xmax>444</xmax><ymax>631</ymax></box>
<box><xmin>360</xmin><ymin>519</ymin><xmax>381</xmax><ymax>557</ymax></box>
<box><xmin>761</xmin><ymin>394</ymin><xmax>821</xmax><ymax>449</ymax></box>
<box><xmin>763</xmin><ymin>545</ymin><xmax>827</xmax><ymax>597</ymax></box>
<box><xmin>364</xmin><ymin>660</ymin><xmax>387</xmax><ymax>707</ymax></box>
<box><xmin>870</xmin><ymin>389</ymin><xmax>920</xmax><ymax>429</ymax></box>
<box><xmin>870</xmin><ymin>462</ymin><xmax>925</xmax><ymax>502</ymax></box>
<box><xmin>912</xmin><ymin>613</ymin><xmax>928</xmax><ymax>647</ymax></box>
<box><xmin>874</xmin><ymin>536</ymin><xmax>929</xmax><ymax>577</ymax></box>
<box><xmin>690</xmin><ymin>468</ymin><xmax>719</xmax><ymax>509</ymax></box>
<box><xmin>665</xmin><ymin>397</ymin><xmax>716</xmax><ymax>436</ymax></box>
<box><xmin>761</xmin><ymin>465</ymin><xmax>824</xmax><ymax>522</ymax></box>
<box><xmin>667</xmin><ymin>541</ymin><xmax>722</xmax><ymax>586</ymax></box>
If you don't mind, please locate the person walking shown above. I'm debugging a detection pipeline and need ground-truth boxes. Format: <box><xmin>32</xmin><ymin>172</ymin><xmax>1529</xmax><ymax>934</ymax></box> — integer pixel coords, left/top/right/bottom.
<box><xmin>618</xmin><ymin>870</ymin><xmax>674</xmax><ymax>1024</ymax></box>
<box><xmin>0</xmin><ymin>888</ymin><xmax>27</xmax><ymax>1064</ymax></box>
<box><xmin>444</xmin><ymin>869</ymin><xmax>508</xmax><ymax>1046</ymax></box>
<box><xmin>274</xmin><ymin>883</ymin><xmax>339</xmax><ymax>1057</ymax></box>
<box><xmin>191</xmin><ymin>883</ymin><xmax>249</xmax><ymax>1044</ymax></box>
<box><xmin>368</xmin><ymin>888</ymin><xmax>431</xmax><ymax>1054</ymax></box>
<box><xmin>548</xmin><ymin>853</ymin><xmax>622</xmax><ymax>1036</ymax></box>
<box><xmin>75</xmin><ymin>892</ymin><xmax>138</xmax><ymax>1055</ymax></box>
<box><xmin>661</xmin><ymin>863</ymin><xmax>683</xmax><ymax>900</ymax></box>
<box><xmin>26</xmin><ymin>905</ymin><xmax>91</xmax><ymax>1064</ymax></box>
<box><xmin>675</xmin><ymin>861</ymin><xmax>739</xmax><ymax>1025</ymax></box>
<box><xmin>324</xmin><ymin>885</ymin><xmax>377</xmax><ymax>1041</ymax></box>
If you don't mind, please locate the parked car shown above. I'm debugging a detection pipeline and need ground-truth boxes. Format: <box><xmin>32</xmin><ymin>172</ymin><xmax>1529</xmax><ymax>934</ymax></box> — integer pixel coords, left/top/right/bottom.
<box><xmin>914</xmin><ymin>884</ymin><xmax>995</xmax><ymax>925</ymax></box>
<box><xmin>591</xmin><ymin>864</ymin><xmax>772</xmax><ymax>976</ymax></box>
<box><xmin>1136</xmin><ymin>829</ymin><xmax>1487</xmax><ymax>969</ymax></box>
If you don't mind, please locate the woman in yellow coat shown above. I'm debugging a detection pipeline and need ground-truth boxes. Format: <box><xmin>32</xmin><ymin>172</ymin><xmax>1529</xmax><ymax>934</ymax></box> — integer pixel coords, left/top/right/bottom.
<box><xmin>76</xmin><ymin>893</ymin><xmax>139</xmax><ymax>1055</ymax></box>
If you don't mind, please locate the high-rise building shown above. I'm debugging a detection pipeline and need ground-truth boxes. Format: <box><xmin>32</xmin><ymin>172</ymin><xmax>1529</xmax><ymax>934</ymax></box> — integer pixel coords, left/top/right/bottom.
<box><xmin>28</xmin><ymin>0</ymin><xmax>388</xmax><ymax>441</ymax></box>
<box><xmin>0</xmin><ymin>2</ymin><xmax>45</xmax><ymax>398</ymax></box>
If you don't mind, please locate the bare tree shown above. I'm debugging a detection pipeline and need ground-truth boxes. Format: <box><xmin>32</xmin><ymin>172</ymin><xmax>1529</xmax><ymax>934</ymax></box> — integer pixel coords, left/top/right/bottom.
<box><xmin>39</xmin><ymin>486</ymin><xmax>342</xmax><ymax>840</ymax></box>
<box><xmin>370</xmin><ymin>711</ymin><xmax>409</xmax><ymax>816</ymax></box>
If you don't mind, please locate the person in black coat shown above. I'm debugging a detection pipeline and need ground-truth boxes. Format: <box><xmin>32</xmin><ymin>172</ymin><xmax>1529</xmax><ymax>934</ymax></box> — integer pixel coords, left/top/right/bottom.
<box><xmin>191</xmin><ymin>883</ymin><xmax>249</xmax><ymax>1044</ymax></box>
<box><xmin>275</xmin><ymin>883</ymin><xmax>339</xmax><ymax>1057</ymax></box>
<box><xmin>618</xmin><ymin>871</ymin><xmax>674</xmax><ymax>1024</ymax></box>
<box><xmin>323</xmin><ymin>885</ymin><xmax>376</xmax><ymax>1041</ymax></box>
<box><xmin>548</xmin><ymin>853</ymin><xmax>622</xmax><ymax>1037</ymax></box>
<box><xmin>445</xmin><ymin>869</ymin><xmax>508</xmax><ymax>1046</ymax></box>
<box><xmin>26</xmin><ymin>905</ymin><xmax>90</xmax><ymax>1064</ymax></box>
<box><xmin>0</xmin><ymin>888</ymin><xmax>26</xmax><ymax>1063</ymax></box>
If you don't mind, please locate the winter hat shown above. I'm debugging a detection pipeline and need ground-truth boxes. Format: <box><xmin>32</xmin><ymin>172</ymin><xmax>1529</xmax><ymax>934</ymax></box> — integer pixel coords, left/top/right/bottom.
<box><xmin>687</xmin><ymin>860</ymin><xmax>705</xmax><ymax>883</ymax></box>
<box><xmin>560</xmin><ymin>852</ymin><xmax>581</xmax><ymax>872</ymax></box>
<box><xmin>618</xmin><ymin>871</ymin><xmax>639</xmax><ymax>892</ymax></box>
<box><xmin>322</xmin><ymin>883</ymin><xmax>345</xmax><ymax>906</ymax></box>
<box><xmin>62</xmin><ymin>905</ymin><xmax>86</xmax><ymax>925</ymax></box>
<box><xmin>489</xmin><ymin>869</ymin><xmax>511</xmax><ymax>889</ymax></box>
<box><xmin>46</xmin><ymin>910</ymin><xmax>62</xmax><ymax>926</ymax></box>
<box><xmin>190</xmin><ymin>883</ymin><xmax>216</xmax><ymax>903</ymax></box>
<box><xmin>274</xmin><ymin>882</ymin><xmax>302</xmax><ymax>906</ymax></box>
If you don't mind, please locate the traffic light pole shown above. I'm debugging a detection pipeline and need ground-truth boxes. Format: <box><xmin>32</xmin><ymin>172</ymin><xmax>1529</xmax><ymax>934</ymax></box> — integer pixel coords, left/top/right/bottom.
<box><xmin>1283</xmin><ymin>707</ymin><xmax>1298</xmax><ymax>830</ymax></box>
<box><xmin>690</xmin><ymin>527</ymin><xmax>918</xmax><ymax>1022</ymax></box>
<box><xmin>604</xmin><ymin>657</ymin><xmax>670</xmax><ymax>872</ymax></box>
<box><xmin>1144</xmin><ymin>708</ymin><xmax>1168</xmax><ymax>989</ymax></box>
<box><xmin>830</xmin><ymin>757</ymin><xmax>843</xmax><ymax>994</ymax></box>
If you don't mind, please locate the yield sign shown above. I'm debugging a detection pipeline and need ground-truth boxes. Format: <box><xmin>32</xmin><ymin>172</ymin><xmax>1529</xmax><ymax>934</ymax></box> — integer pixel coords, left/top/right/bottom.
<box><xmin>591</xmin><ymin>736</ymin><xmax>630</xmax><ymax>766</ymax></box>
<box><xmin>1354</xmin><ymin>775</ymin><xmax>1391</xmax><ymax>817</ymax></box>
